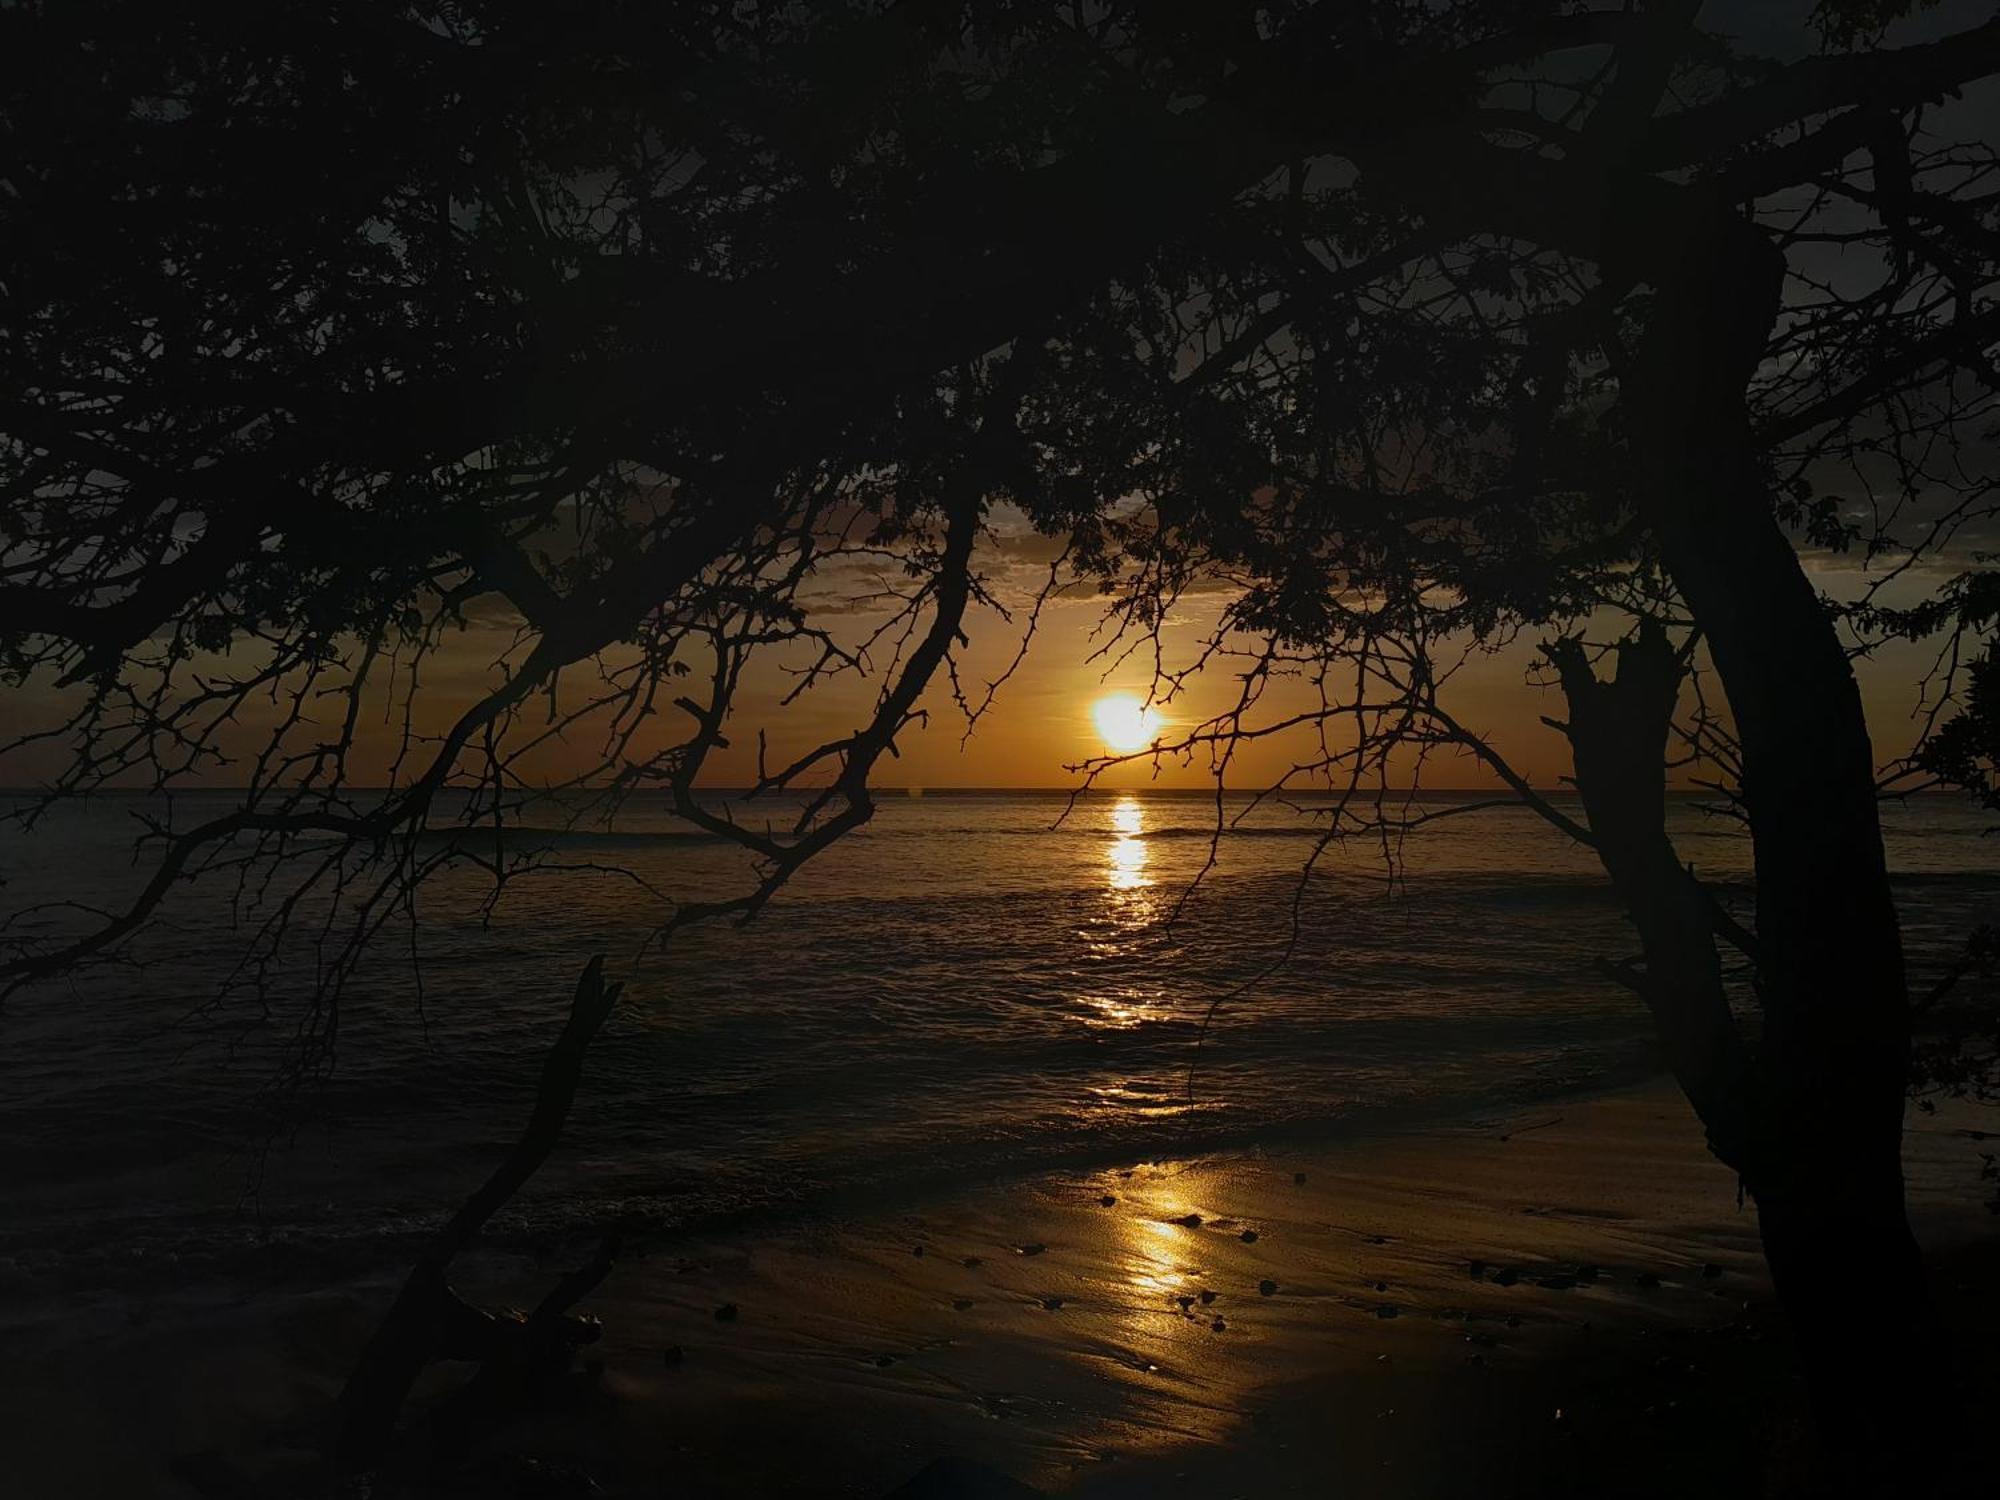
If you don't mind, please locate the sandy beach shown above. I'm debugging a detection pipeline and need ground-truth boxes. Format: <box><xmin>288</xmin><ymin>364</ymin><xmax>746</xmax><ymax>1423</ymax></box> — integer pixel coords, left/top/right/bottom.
<box><xmin>6</xmin><ymin>1078</ymin><xmax>1996</xmax><ymax>1498</ymax></box>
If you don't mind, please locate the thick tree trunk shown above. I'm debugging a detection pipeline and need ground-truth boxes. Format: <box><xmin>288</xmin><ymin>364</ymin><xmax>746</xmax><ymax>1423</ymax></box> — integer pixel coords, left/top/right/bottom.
<box><xmin>1546</xmin><ymin>625</ymin><xmax>1755</xmax><ymax>1176</ymax></box>
<box><xmin>1616</xmin><ymin>223</ymin><xmax>1940</xmax><ymax>1478</ymax></box>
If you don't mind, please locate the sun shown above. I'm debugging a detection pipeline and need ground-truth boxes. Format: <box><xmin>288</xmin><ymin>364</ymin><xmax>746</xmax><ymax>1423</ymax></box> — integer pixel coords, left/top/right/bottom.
<box><xmin>1092</xmin><ymin>694</ymin><xmax>1163</xmax><ymax>754</ymax></box>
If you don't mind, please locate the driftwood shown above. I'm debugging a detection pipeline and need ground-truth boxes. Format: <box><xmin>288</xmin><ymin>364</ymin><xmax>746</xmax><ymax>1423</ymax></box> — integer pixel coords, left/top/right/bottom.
<box><xmin>335</xmin><ymin>955</ymin><xmax>624</xmax><ymax>1472</ymax></box>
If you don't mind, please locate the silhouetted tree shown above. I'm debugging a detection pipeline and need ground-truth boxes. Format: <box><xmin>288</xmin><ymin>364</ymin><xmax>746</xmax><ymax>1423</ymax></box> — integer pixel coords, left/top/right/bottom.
<box><xmin>0</xmin><ymin>0</ymin><xmax>1075</xmax><ymax>1013</ymax></box>
<box><xmin>5</xmin><ymin>0</ymin><xmax>1999</xmax><ymax>1485</ymax></box>
<box><xmin>1015</xmin><ymin>1</ymin><xmax>2000</xmax><ymax>1480</ymax></box>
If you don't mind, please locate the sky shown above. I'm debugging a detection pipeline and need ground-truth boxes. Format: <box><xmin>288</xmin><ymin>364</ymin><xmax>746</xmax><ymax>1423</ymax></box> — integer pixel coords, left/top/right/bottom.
<box><xmin>414</xmin><ymin>522</ymin><xmax>1964</xmax><ymax>796</ymax></box>
<box><xmin>727</xmin><ymin>548</ymin><xmax>1958</xmax><ymax>794</ymax></box>
<box><xmin>0</xmin><ymin>501</ymin><xmax>1967</xmax><ymax>798</ymax></box>
<box><xmin>4</xmin><ymin>0</ymin><xmax>1993</xmax><ymax>800</ymax></box>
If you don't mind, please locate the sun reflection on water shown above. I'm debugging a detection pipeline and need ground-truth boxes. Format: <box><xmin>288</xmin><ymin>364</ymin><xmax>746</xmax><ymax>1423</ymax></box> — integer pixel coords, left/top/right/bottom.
<box><xmin>1095</xmin><ymin>1181</ymin><xmax>1225</xmax><ymax>1355</ymax></box>
<box><xmin>1105</xmin><ymin>794</ymin><xmax>1150</xmax><ymax>891</ymax></box>
<box><xmin>1080</xmin><ymin>794</ymin><xmax>1165</xmax><ymax>1028</ymax></box>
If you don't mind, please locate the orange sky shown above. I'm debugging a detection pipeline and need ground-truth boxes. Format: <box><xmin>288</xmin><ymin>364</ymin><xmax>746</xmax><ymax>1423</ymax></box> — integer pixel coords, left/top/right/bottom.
<box><xmin>603</xmin><ymin>548</ymin><xmax>1954</xmax><ymax>794</ymax></box>
<box><xmin>0</xmin><ymin>535</ymin><xmax>1956</xmax><ymax>797</ymax></box>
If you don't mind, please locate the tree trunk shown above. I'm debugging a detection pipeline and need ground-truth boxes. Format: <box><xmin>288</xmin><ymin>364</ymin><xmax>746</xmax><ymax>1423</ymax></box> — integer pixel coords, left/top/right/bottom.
<box><xmin>1545</xmin><ymin>624</ymin><xmax>1755</xmax><ymax>1177</ymax></box>
<box><xmin>1617</xmin><ymin>221</ymin><xmax>1941</xmax><ymax>1479</ymax></box>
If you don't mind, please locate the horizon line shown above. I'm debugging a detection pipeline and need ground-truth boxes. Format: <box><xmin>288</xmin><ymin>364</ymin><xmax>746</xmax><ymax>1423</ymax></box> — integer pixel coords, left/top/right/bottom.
<box><xmin>1</xmin><ymin>783</ymin><xmax>1906</xmax><ymax>798</ymax></box>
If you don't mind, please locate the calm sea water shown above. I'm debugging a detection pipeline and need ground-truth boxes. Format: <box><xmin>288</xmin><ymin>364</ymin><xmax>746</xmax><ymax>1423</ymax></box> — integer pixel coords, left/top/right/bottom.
<box><xmin>2</xmin><ymin>790</ymin><xmax>1995</xmax><ymax>1286</ymax></box>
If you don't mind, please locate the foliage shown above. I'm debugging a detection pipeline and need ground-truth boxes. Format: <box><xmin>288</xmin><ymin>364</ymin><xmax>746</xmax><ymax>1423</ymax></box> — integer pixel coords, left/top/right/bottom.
<box><xmin>3</xmin><ymin>1</ymin><xmax>1999</xmax><ymax>1090</ymax></box>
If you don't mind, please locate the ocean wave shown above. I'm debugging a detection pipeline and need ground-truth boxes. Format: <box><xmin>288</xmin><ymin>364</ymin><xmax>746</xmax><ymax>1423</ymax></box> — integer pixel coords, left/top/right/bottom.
<box><xmin>7</xmin><ymin>789</ymin><xmax>1993</xmax><ymax>1304</ymax></box>
<box><xmin>0</xmin><ymin>1038</ymin><xmax>1662</xmax><ymax>1296</ymax></box>
<box><xmin>415</xmin><ymin>826</ymin><xmax>733</xmax><ymax>847</ymax></box>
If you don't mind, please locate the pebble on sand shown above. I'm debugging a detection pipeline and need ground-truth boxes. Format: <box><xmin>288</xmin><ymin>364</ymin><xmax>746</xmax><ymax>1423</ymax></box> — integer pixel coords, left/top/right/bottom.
<box><xmin>1210</xmin><ymin>1317</ymin><xmax>1227</xmax><ymax>1332</ymax></box>
<box><xmin>875</xmin><ymin>1354</ymin><xmax>897</xmax><ymax>1367</ymax></box>
<box><xmin>963</xmin><ymin>1256</ymin><xmax>984</xmax><ymax>1268</ymax></box>
<box><xmin>1240</xmin><ymin>1229</ymin><xmax>1259</xmax><ymax>1243</ymax></box>
<box><xmin>1019</xmin><ymin>1243</ymin><xmax>1046</xmax><ymax>1256</ymax></box>
<box><xmin>1258</xmin><ymin>1279</ymin><xmax>1278</xmax><ymax>1297</ymax></box>
<box><xmin>1100</xmin><ymin>1195</ymin><xmax>1117</xmax><ymax>1207</ymax></box>
<box><xmin>1199</xmin><ymin>1289</ymin><xmax>1217</xmax><ymax>1305</ymax></box>
<box><xmin>1293</xmin><ymin>1171</ymin><xmax>1307</xmax><ymax>1184</ymax></box>
<box><xmin>1469</xmin><ymin>1259</ymin><xmax>1488</xmax><ymax>1278</ymax></box>
<box><xmin>1176</xmin><ymin>1214</ymin><xmax>1204</xmax><ymax>1228</ymax></box>
<box><xmin>911</xmin><ymin>1245</ymin><xmax>925</xmax><ymax>1257</ymax></box>
<box><xmin>952</xmin><ymin>1298</ymin><xmax>975</xmax><ymax>1310</ymax></box>
<box><xmin>1042</xmin><ymin>1296</ymin><xmax>1065</xmax><ymax>1311</ymax></box>
<box><xmin>1492</xmin><ymin>1269</ymin><xmax>1520</xmax><ymax>1287</ymax></box>
<box><xmin>714</xmin><ymin>1303</ymin><xmax>739</xmax><ymax>1322</ymax></box>
<box><xmin>1176</xmin><ymin>1295</ymin><xmax>1195</xmax><ymax>1312</ymax></box>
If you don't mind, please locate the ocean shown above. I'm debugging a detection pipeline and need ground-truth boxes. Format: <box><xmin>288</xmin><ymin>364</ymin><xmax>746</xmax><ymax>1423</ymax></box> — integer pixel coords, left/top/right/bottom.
<box><xmin>2</xmin><ymin>789</ymin><xmax>1995</xmax><ymax>1289</ymax></box>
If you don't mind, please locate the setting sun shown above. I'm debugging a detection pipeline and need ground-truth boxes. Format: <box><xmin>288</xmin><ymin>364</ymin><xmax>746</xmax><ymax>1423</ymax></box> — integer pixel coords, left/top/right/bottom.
<box><xmin>1092</xmin><ymin>694</ymin><xmax>1163</xmax><ymax>753</ymax></box>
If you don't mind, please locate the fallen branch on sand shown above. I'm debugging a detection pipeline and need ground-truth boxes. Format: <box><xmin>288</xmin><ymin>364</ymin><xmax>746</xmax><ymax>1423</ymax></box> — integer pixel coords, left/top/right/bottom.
<box><xmin>334</xmin><ymin>955</ymin><xmax>624</xmax><ymax>1473</ymax></box>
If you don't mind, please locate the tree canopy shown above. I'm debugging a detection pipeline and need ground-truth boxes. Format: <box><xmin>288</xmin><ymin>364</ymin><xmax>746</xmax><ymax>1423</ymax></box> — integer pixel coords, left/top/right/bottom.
<box><xmin>6</xmin><ymin>1</ymin><xmax>1996</xmax><ymax>988</ymax></box>
<box><xmin>8</xmin><ymin>0</ymin><xmax>2000</xmax><ymax>1478</ymax></box>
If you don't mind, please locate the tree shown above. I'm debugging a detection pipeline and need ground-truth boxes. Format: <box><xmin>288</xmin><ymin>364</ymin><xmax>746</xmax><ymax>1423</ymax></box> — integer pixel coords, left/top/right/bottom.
<box><xmin>0</xmin><ymin>0</ymin><xmax>1066</xmax><ymax>1011</ymax></box>
<box><xmin>5</xmin><ymin>0</ymin><xmax>1999</xmax><ymax>1483</ymax></box>
<box><xmin>1026</xmin><ymin>1</ymin><xmax>2000</xmax><ymax>1480</ymax></box>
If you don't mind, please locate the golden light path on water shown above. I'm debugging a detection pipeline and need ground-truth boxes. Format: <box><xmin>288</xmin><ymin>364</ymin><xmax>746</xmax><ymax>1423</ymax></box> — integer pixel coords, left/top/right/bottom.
<box><xmin>1079</xmin><ymin>794</ymin><xmax>1167</xmax><ymax>1036</ymax></box>
<box><xmin>1106</xmin><ymin>793</ymin><xmax>1151</xmax><ymax>892</ymax></box>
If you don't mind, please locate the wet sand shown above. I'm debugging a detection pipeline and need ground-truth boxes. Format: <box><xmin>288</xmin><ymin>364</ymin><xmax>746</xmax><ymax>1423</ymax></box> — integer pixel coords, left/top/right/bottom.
<box><xmin>6</xmin><ymin>1079</ymin><xmax>1996</xmax><ymax>1497</ymax></box>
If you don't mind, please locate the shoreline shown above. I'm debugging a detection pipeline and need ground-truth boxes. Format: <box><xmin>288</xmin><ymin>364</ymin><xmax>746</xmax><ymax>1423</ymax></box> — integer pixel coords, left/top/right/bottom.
<box><xmin>0</xmin><ymin>1054</ymin><xmax>1671</xmax><ymax>1306</ymax></box>
<box><xmin>5</xmin><ymin>1076</ymin><xmax>1996</xmax><ymax>1496</ymax></box>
